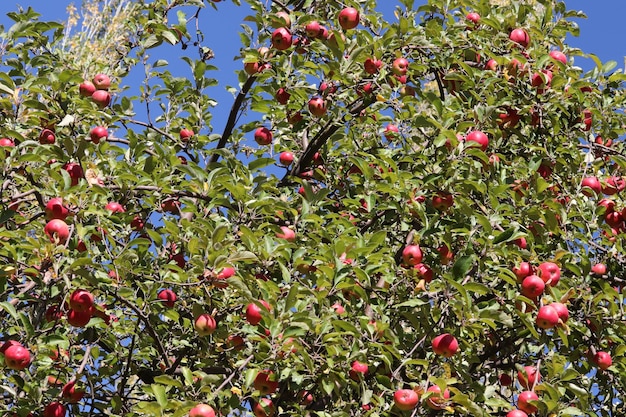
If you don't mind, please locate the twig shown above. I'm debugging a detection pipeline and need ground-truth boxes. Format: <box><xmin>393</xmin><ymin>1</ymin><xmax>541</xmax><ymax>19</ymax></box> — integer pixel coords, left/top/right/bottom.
<box><xmin>210</xmin><ymin>354</ymin><xmax>254</xmax><ymax>399</ymax></box>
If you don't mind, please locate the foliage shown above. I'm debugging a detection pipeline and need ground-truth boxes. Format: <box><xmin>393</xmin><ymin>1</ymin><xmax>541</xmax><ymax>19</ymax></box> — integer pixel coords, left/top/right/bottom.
<box><xmin>0</xmin><ymin>0</ymin><xmax>625</xmax><ymax>416</ymax></box>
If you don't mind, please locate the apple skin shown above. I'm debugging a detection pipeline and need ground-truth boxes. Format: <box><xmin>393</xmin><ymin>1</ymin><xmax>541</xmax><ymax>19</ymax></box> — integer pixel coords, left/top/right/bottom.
<box><xmin>513</xmin><ymin>262</ymin><xmax>534</xmax><ymax>283</ymax></box>
<box><xmin>392</xmin><ymin>57</ymin><xmax>409</xmax><ymax>76</ymax></box>
<box><xmin>245</xmin><ymin>300</ymin><xmax>271</xmax><ymax>325</ymax></box>
<box><xmin>3</xmin><ymin>344</ymin><xmax>31</xmax><ymax>370</ymax></box>
<box><xmin>92</xmin><ymin>73</ymin><xmax>111</xmax><ymax>89</ymax></box>
<box><xmin>254</xmin><ymin>370</ymin><xmax>279</xmax><ymax>394</ymax></box>
<box><xmin>485</xmin><ymin>59</ymin><xmax>498</xmax><ymax>71</ymax></box>
<box><xmin>402</xmin><ymin>244</ymin><xmax>423</xmax><ymax>266</ymax></box>
<box><xmin>189</xmin><ymin>404</ymin><xmax>216</xmax><ymax>417</ymax></box>
<box><xmin>364</xmin><ymin>57</ymin><xmax>382</xmax><ymax>74</ymax></box>
<box><xmin>39</xmin><ymin>128</ymin><xmax>56</xmax><ymax>144</ymax></box>
<box><xmin>62</xmin><ymin>381</ymin><xmax>85</xmax><ymax>403</ymax></box>
<box><xmin>45</xmin><ymin>197</ymin><xmax>69</xmax><ymax>220</ymax></box>
<box><xmin>509</xmin><ymin>28</ymin><xmax>530</xmax><ymax>48</ymax></box>
<box><xmin>279</xmin><ymin>151</ymin><xmax>294</xmax><ymax>166</ymax></box>
<box><xmin>44</xmin><ymin>219</ymin><xmax>70</xmax><ymax>244</ymax></box>
<box><xmin>581</xmin><ymin>176</ymin><xmax>602</xmax><ymax>196</ymax></box>
<box><xmin>517</xmin><ymin>366</ymin><xmax>540</xmax><ymax>389</ymax></box>
<box><xmin>521</xmin><ymin>274</ymin><xmax>545</xmax><ymax>299</ymax></box>
<box><xmin>414</xmin><ymin>263</ymin><xmax>433</xmax><ymax>282</ymax></box>
<box><xmin>338</xmin><ymin>7</ymin><xmax>360</xmax><ymax>30</ymax></box>
<box><xmin>465</xmin><ymin>130</ymin><xmax>489</xmax><ymax>151</ymax></box>
<box><xmin>602</xmin><ymin>176</ymin><xmax>626</xmax><ymax>195</ymax></box>
<box><xmin>425</xmin><ymin>385</ymin><xmax>450</xmax><ymax>410</ymax></box>
<box><xmin>349</xmin><ymin>360</ymin><xmax>368</xmax><ymax>380</ymax></box>
<box><xmin>517</xmin><ymin>390</ymin><xmax>539</xmax><ymax>414</ymax></box>
<box><xmin>536</xmin><ymin>305</ymin><xmax>559</xmax><ymax>329</ymax></box>
<box><xmin>308</xmin><ymin>97</ymin><xmax>327</xmax><ymax>117</ymax></box>
<box><xmin>158</xmin><ymin>289</ymin><xmax>177</xmax><ymax>308</ymax></box>
<box><xmin>79</xmin><ymin>80</ymin><xmax>96</xmax><ymax>97</ymax></box>
<box><xmin>254</xmin><ymin>127</ymin><xmax>273</xmax><ymax>145</ymax></box>
<box><xmin>105</xmin><ymin>201</ymin><xmax>125</xmax><ymax>213</ymax></box>
<box><xmin>549</xmin><ymin>50</ymin><xmax>567</xmax><ymax>65</ymax></box>
<box><xmin>506</xmin><ymin>410</ymin><xmax>529</xmax><ymax>417</ymax></box>
<box><xmin>466</xmin><ymin>12</ymin><xmax>480</xmax><ymax>24</ymax></box>
<box><xmin>276</xmin><ymin>226</ymin><xmax>296</xmax><ymax>242</ymax></box>
<box><xmin>384</xmin><ymin>124</ymin><xmax>399</xmax><ymax>140</ymax></box>
<box><xmin>593</xmin><ymin>351</ymin><xmax>612</xmax><ymax>370</ymax></box>
<box><xmin>67</xmin><ymin>309</ymin><xmax>92</xmax><ymax>327</ymax></box>
<box><xmin>43</xmin><ymin>402</ymin><xmax>66</xmax><ymax>417</ymax></box>
<box><xmin>275</xmin><ymin>87</ymin><xmax>290</xmax><ymax>104</ymax></box>
<box><xmin>305</xmin><ymin>21</ymin><xmax>321</xmax><ymax>38</ymax></box>
<box><xmin>394</xmin><ymin>388</ymin><xmax>420</xmax><ymax>411</ymax></box>
<box><xmin>332</xmin><ymin>303</ymin><xmax>345</xmax><ymax>314</ymax></box>
<box><xmin>180</xmin><ymin>128</ymin><xmax>194</xmax><ymax>141</ymax></box>
<box><xmin>91</xmin><ymin>89</ymin><xmax>111</xmax><ymax>108</ymax></box>
<box><xmin>550</xmin><ymin>302</ymin><xmax>569</xmax><ymax>323</ymax></box>
<box><xmin>194</xmin><ymin>313</ymin><xmax>217</xmax><ymax>336</ymax></box>
<box><xmin>253</xmin><ymin>398</ymin><xmax>275</xmax><ymax>417</ymax></box>
<box><xmin>63</xmin><ymin>162</ymin><xmax>84</xmax><ymax>186</ymax></box>
<box><xmin>271</xmin><ymin>27</ymin><xmax>292</xmax><ymax>50</ymax></box>
<box><xmin>432</xmin><ymin>333</ymin><xmax>459</xmax><ymax>357</ymax></box>
<box><xmin>90</xmin><ymin>126</ymin><xmax>108</xmax><ymax>144</ymax></box>
<box><xmin>591</xmin><ymin>263</ymin><xmax>607</xmax><ymax>276</ymax></box>
<box><xmin>537</xmin><ymin>261</ymin><xmax>561</xmax><ymax>286</ymax></box>
<box><xmin>69</xmin><ymin>289</ymin><xmax>94</xmax><ymax>312</ymax></box>
<box><xmin>432</xmin><ymin>191</ymin><xmax>454</xmax><ymax>211</ymax></box>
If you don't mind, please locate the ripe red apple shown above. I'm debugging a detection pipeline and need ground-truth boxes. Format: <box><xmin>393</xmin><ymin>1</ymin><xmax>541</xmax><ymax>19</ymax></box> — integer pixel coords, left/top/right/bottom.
<box><xmin>517</xmin><ymin>366</ymin><xmax>540</xmax><ymax>389</ymax></box>
<box><xmin>45</xmin><ymin>197</ymin><xmax>69</xmax><ymax>220</ymax></box>
<box><xmin>245</xmin><ymin>300</ymin><xmax>271</xmax><ymax>325</ymax></box>
<box><xmin>253</xmin><ymin>398</ymin><xmax>275</xmax><ymax>417</ymax></box>
<box><xmin>517</xmin><ymin>390</ymin><xmax>539</xmax><ymax>414</ymax></box>
<box><xmin>254</xmin><ymin>370</ymin><xmax>278</xmax><ymax>394</ymax></box>
<box><xmin>67</xmin><ymin>309</ymin><xmax>92</xmax><ymax>327</ymax></box>
<box><xmin>466</xmin><ymin>12</ymin><xmax>480</xmax><ymax>24</ymax></box>
<box><xmin>276</xmin><ymin>226</ymin><xmax>296</xmax><ymax>242</ymax></box>
<box><xmin>105</xmin><ymin>201</ymin><xmax>125</xmax><ymax>213</ymax></box>
<box><xmin>349</xmin><ymin>360</ymin><xmax>368</xmax><ymax>380</ymax></box>
<box><xmin>44</xmin><ymin>219</ymin><xmax>70</xmax><ymax>244</ymax></box>
<box><xmin>466</xmin><ymin>130</ymin><xmax>489</xmax><ymax>151</ymax></box>
<box><xmin>275</xmin><ymin>87</ymin><xmax>290</xmax><ymax>104</ymax></box>
<box><xmin>189</xmin><ymin>404</ymin><xmax>216</xmax><ymax>417</ymax></box>
<box><xmin>536</xmin><ymin>305</ymin><xmax>559</xmax><ymax>329</ymax></box>
<box><xmin>274</xmin><ymin>11</ymin><xmax>291</xmax><ymax>28</ymax></box>
<box><xmin>305</xmin><ymin>21</ymin><xmax>321</xmax><ymax>38</ymax></box>
<box><xmin>531</xmin><ymin>69</ymin><xmax>552</xmax><ymax>93</ymax></box>
<box><xmin>432</xmin><ymin>333</ymin><xmax>459</xmax><ymax>357</ymax></box>
<box><xmin>69</xmin><ymin>289</ymin><xmax>94</xmax><ymax>312</ymax></box>
<box><xmin>521</xmin><ymin>274</ymin><xmax>545</xmax><ymax>299</ymax></box>
<box><xmin>593</xmin><ymin>351</ymin><xmax>612</xmax><ymax>370</ymax></box>
<box><xmin>244</xmin><ymin>61</ymin><xmax>260</xmax><ymax>75</ymax></box>
<box><xmin>43</xmin><ymin>402</ymin><xmax>66</xmax><ymax>417</ymax></box>
<box><xmin>414</xmin><ymin>263</ymin><xmax>433</xmax><ymax>283</ymax></box>
<box><xmin>425</xmin><ymin>385</ymin><xmax>450</xmax><ymax>410</ymax></box>
<box><xmin>509</xmin><ymin>28</ymin><xmax>530</xmax><ymax>48</ymax></box>
<box><xmin>581</xmin><ymin>176</ymin><xmax>602</xmax><ymax>196</ymax></box>
<box><xmin>92</xmin><ymin>73</ymin><xmax>111</xmax><ymax>90</ymax></box>
<box><xmin>308</xmin><ymin>97</ymin><xmax>327</xmax><ymax>117</ymax></box>
<box><xmin>63</xmin><ymin>162</ymin><xmax>84</xmax><ymax>186</ymax></box>
<box><xmin>513</xmin><ymin>262</ymin><xmax>534</xmax><ymax>283</ymax></box>
<box><xmin>485</xmin><ymin>59</ymin><xmax>498</xmax><ymax>71</ymax></box>
<box><xmin>384</xmin><ymin>124</ymin><xmax>399</xmax><ymax>140</ymax></box>
<box><xmin>89</xmin><ymin>126</ymin><xmax>108</xmax><ymax>144</ymax></box>
<box><xmin>394</xmin><ymin>388</ymin><xmax>420</xmax><ymax>411</ymax></box>
<box><xmin>338</xmin><ymin>7</ymin><xmax>360</xmax><ymax>30</ymax></box>
<box><xmin>254</xmin><ymin>127</ymin><xmax>273</xmax><ymax>145</ymax></box>
<box><xmin>402</xmin><ymin>244</ymin><xmax>423</xmax><ymax>266</ymax></box>
<box><xmin>507</xmin><ymin>410</ymin><xmax>529</xmax><ymax>417</ymax></box>
<box><xmin>271</xmin><ymin>27</ymin><xmax>292</xmax><ymax>50</ymax></box>
<box><xmin>392</xmin><ymin>57</ymin><xmax>409</xmax><ymax>76</ymax></box>
<box><xmin>603</xmin><ymin>176</ymin><xmax>626</xmax><ymax>195</ymax></box>
<box><xmin>537</xmin><ymin>261</ymin><xmax>560</xmax><ymax>286</ymax></box>
<box><xmin>62</xmin><ymin>381</ymin><xmax>85</xmax><ymax>403</ymax></box>
<box><xmin>91</xmin><ymin>89</ymin><xmax>111</xmax><ymax>108</ymax></box>
<box><xmin>332</xmin><ymin>303</ymin><xmax>345</xmax><ymax>314</ymax></box>
<box><xmin>550</xmin><ymin>302</ymin><xmax>569</xmax><ymax>323</ymax></box>
<box><xmin>499</xmin><ymin>373</ymin><xmax>512</xmax><ymax>386</ymax></box>
<box><xmin>364</xmin><ymin>57</ymin><xmax>382</xmax><ymax>74</ymax></box>
<box><xmin>161</xmin><ymin>198</ymin><xmax>180</xmax><ymax>214</ymax></box>
<box><xmin>582</xmin><ymin>109</ymin><xmax>593</xmax><ymax>131</ymax></box>
<box><xmin>79</xmin><ymin>80</ymin><xmax>96</xmax><ymax>97</ymax></box>
<box><xmin>194</xmin><ymin>313</ymin><xmax>217</xmax><ymax>336</ymax></box>
<box><xmin>591</xmin><ymin>263</ymin><xmax>607</xmax><ymax>276</ymax></box>
<box><xmin>179</xmin><ymin>128</ymin><xmax>194</xmax><ymax>141</ymax></box>
<box><xmin>158</xmin><ymin>289</ymin><xmax>177</xmax><ymax>308</ymax></box>
<box><xmin>437</xmin><ymin>245</ymin><xmax>454</xmax><ymax>265</ymax></box>
<box><xmin>432</xmin><ymin>191</ymin><xmax>453</xmax><ymax>211</ymax></box>
<box><xmin>279</xmin><ymin>151</ymin><xmax>294</xmax><ymax>166</ymax></box>
<box><xmin>39</xmin><ymin>128</ymin><xmax>56</xmax><ymax>144</ymax></box>
<box><xmin>3</xmin><ymin>344</ymin><xmax>30</xmax><ymax>370</ymax></box>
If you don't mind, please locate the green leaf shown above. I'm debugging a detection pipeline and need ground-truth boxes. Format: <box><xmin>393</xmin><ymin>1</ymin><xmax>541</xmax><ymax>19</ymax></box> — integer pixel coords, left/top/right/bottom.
<box><xmin>151</xmin><ymin>383</ymin><xmax>167</xmax><ymax>408</ymax></box>
<box><xmin>452</xmin><ymin>255</ymin><xmax>474</xmax><ymax>280</ymax></box>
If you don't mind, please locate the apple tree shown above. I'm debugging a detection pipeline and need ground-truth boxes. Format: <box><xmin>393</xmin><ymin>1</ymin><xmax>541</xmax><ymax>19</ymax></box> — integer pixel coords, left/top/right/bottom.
<box><xmin>1</xmin><ymin>0</ymin><xmax>625</xmax><ymax>416</ymax></box>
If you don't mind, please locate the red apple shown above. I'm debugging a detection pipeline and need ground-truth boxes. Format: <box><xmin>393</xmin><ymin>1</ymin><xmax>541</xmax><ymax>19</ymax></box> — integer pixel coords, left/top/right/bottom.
<box><xmin>79</xmin><ymin>80</ymin><xmax>96</xmax><ymax>97</ymax></box>
<box><xmin>593</xmin><ymin>351</ymin><xmax>612</xmax><ymax>370</ymax></box>
<box><xmin>271</xmin><ymin>27</ymin><xmax>292</xmax><ymax>50</ymax></box>
<box><xmin>499</xmin><ymin>373</ymin><xmax>512</xmax><ymax>386</ymax></box>
<box><xmin>158</xmin><ymin>289</ymin><xmax>177</xmax><ymax>308</ymax></box>
<box><xmin>338</xmin><ymin>7</ymin><xmax>359</xmax><ymax>30</ymax></box>
<box><xmin>517</xmin><ymin>390</ymin><xmax>539</xmax><ymax>414</ymax></box>
<box><xmin>279</xmin><ymin>151</ymin><xmax>294</xmax><ymax>166</ymax></box>
<box><xmin>90</xmin><ymin>126</ymin><xmax>108</xmax><ymax>144</ymax></box>
<box><xmin>438</xmin><ymin>245</ymin><xmax>454</xmax><ymax>265</ymax></box>
<box><xmin>67</xmin><ymin>309</ymin><xmax>92</xmax><ymax>327</ymax></box>
<box><xmin>402</xmin><ymin>244</ymin><xmax>423</xmax><ymax>266</ymax></box>
<box><xmin>43</xmin><ymin>402</ymin><xmax>66</xmax><ymax>417</ymax></box>
<box><xmin>276</xmin><ymin>226</ymin><xmax>296</xmax><ymax>242</ymax></box>
<box><xmin>582</xmin><ymin>176</ymin><xmax>602</xmax><ymax>196</ymax></box>
<box><xmin>466</xmin><ymin>130</ymin><xmax>489</xmax><ymax>151</ymax></box>
<box><xmin>274</xmin><ymin>11</ymin><xmax>291</xmax><ymax>28</ymax></box>
<box><xmin>549</xmin><ymin>50</ymin><xmax>567</xmax><ymax>65</ymax></box>
<box><xmin>521</xmin><ymin>274</ymin><xmax>545</xmax><ymax>299</ymax></box>
<box><xmin>432</xmin><ymin>333</ymin><xmax>459</xmax><ymax>357</ymax></box>
<box><xmin>254</xmin><ymin>127</ymin><xmax>273</xmax><ymax>146</ymax></box>
<box><xmin>466</xmin><ymin>12</ymin><xmax>480</xmax><ymax>24</ymax></box>
<box><xmin>92</xmin><ymin>73</ymin><xmax>111</xmax><ymax>89</ymax></box>
<box><xmin>305</xmin><ymin>21</ymin><xmax>321</xmax><ymax>38</ymax></box>
<box><xmin>509</xmin><ymin>28</ymin><xmax>530</xmax><ymax>48</ymax></box>
<box><xmin>517</xmin><ymin>366</ymin><xmax>540</xmax><ymax>389</ymax></box>
<box><xmin>332</xmin><ymin>303</ymin><xmax>345</xmax><ymax>314</ymax></box>
<box><xmin>253</xmin><ymin>398</ymin><xmax>275</xmax><ymax>417</ymax></box>
<box><xmin>3</xmin><ymin>344</ymin><xmax>30</xmax><ymax>370</ymax></box>
<box><xmin>62</xmin><ymin>381</ymin><xmax>85</xmax><ymax>403</ymax></box>
<box><xmin>591</xmin><ymin>263</ymin><xmax>607</xmax><ymax>276</ymax></box>
<box><xmin>39</xmin><ymin>128</ymin><xmax>56</xmax><ymax>144</ymax></box>
<box><xmin>414</xmin><ymin>263</ymin><xmax>433</xmax><ymax>283</ymax></box>
<box><xmin>550</xmin><ymin>302</ymin><xmax>569</xmax><ymax>323</ymax></box>
<box><xmin>161</xmin><ymin>198</ymin><xmax>180</xmax><ymax>214</ymax></box>
<box><xmin>513</xmin><ymin>262</ymin><xmax>534</xmax><ymax>283</ymax></box>
<box><xmin>189</xmin><ymin>404</ymin><xmax>216</xmax><ymax>417</ymax></box>
<box><xmin>308</xmin><ymin>97</ymin><xmax>327</xmax><ymax>117</ymax></box>
<box><xmin>384</xmin><ymin>124</ymin><xmax>399</xmax><ymax>140</ymax></box>
<box><xmin>44</xmin><ymin>219</ymin><xmax>70</xmax><ymax>244</ymax></box>
<box><xmin>254</xmin><ymin>370</ymin><xmax>278</xmax><ymax>394</ymax></box>
<box><xmin>45</xmin><ymin>197</ymin><xmax>69</xmax><ymax>220</ymax></box>
<box><xmin>245</xmin><ymin>300</ymin><xmax>271</xmax><ymax>325</ymax></box>
<box><xmin>349</xmin><ymin>360</ymin><xmax>368</xmax><ymax>380</ymax></box>
<box><xmin>364</xmin><ymin>57</ymin><xmax>382</xmax><ymax>74</ymax></box>
<box><xmin>536</xmin><ymin>305</ymin><xmax>559</xmax><ymax>329</ymax></box>
<box><xmin>244</xmin><ymin>61</ymin><xmax>260</xmax><ymax>75</ymax></box>
<box><xmin>485</xmin><ymin>59</ymin><xmax>498</xmax><ymax>71</ymax></box>
<box><xmin>194</xmin><ymin>313</ymin><xmax>217</xmax><ymax>336</ymax></box>
<box><xmin>69</xmin><ymin>289</ymin><xmax>94</xmax><ymax>313</ymax></box>
<box><xmin>425</xmin><ymin>385</ymin><xmax>450</xmax><ymax>410</ymax></box>
<box><xmin>394</xmin><ymin>388</ymin><xmax>420</xmax><ymax>411</ymax></box>
<box><xmin>275</xmin><ymin>87</ymin><xmax>290</xmax><ymax>104</ymax></box>
<box><xmin>105</xmin><ymin>201</ymin><xmax>125</xmax><ymax>213</ymax></box>
<box><xmin>537</xmin><ymin>261</ymin><xmax>560</xmax><ymax>286</ymax></box>
<box><xmin>392</xmin><ymin>57</ymin><xmax>409</xmax><ymax>76</ymax></box>
<box><xmin>603</xmin><ymin>176</ymin><xmax>626</xmax><ymax>195</ymax></box>
<box><xmin>180</xmin><ymin>128</ymin><xmax>194</xmax><ymax>141</ymax></box>
<box><xmin>63</xmin><ymin>162</ymin><xmax>84</xmax><ymax>186</ymax></box>
<box><xmin>91</xmin><ymin>90</ymin><xmax>111</xmax><ymax>108</ymax></box>
<box><xmin>507</xmin><ymin>410</ymin><xmax>529</xmax><ymax>417</ymax></box>
<box><xmin>531</xmin><ymin>69</ymin><xmax>552</xmax><ymax>93</ymax></box>
<box><xmin>432</xmin><ymin>191</ymin><xmax>453</xmax><ymax>211</ymax></box>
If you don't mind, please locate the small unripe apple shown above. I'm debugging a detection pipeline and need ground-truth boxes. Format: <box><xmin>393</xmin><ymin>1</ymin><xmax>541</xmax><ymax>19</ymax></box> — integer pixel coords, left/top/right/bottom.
<box><xmin>44</xmin><ymin>219</ymin><xmax>70</xmax><ymax>244</ymax></box>
<box><xmin>254</xmin><ymin>126</ymin><xmax>273</xmax><ymax>145</ymax></box>
<box><xmin>39</xmin><ymin>128</ymin><xmax>56</xmax><ymax>145</ymax></box>
<box><xmin>3</xmin><ymin>344</ymin><xmax>30</xmax><ymax>370</ymax></box>
<box><xmin>92</xmin><ymin>73</ymin><xmax>111</xmax><ymax>90</ymax></box>
<box><xmin>521</xmin><ymin>274</ymin><xmax>545</xmax><ymax>299</ymax></box>
<box><xmin>189</xmin><ymin>404</ymin><xmax>216</xmax><ymax>417</ymax></box>
<box><xmin>432</xmin><ymin>333</ymin><xmax>459</xmax><ymax>357</ymax></box>
<box><xmin>349</xmin><ymin>360</ymin><xmax>368</xmax><ymax>380</ymax></box>
<box><xmin>466</xmin><ymin>130</ymin><xmax>489</xmax><ymax>151</ymax></box>
<box><xmin>517</xmin><ymin>366</ymin><xmax>540</xmax><ymax>389</ymax></box>
<box><xmin>509</xmin><ymin>28</ymin><xmax>530</xmax><ymax>48</ymax></box>
<box><xmin>69</xmin><ymin>289</ymin><xmax>94</xmax><ymax>313</ymax></box>
<box><xmin>517</xmin><ymin>390</ymin><xmax>539</xmax><ymax>414</ymax></box>
<box><xmin>158</xmin><ymin>289</ymin><xmax>177</xmax><ymax>308</ymax></box>
<box><xmin>338</xmin><ymin>7</ymin><xmax>360</xmax><ymax>30</ymax></box>
<box><xmin>79</xmin><ymin>80</ymin><xmax>96</xmax><ymax>97</ymax></box>
<box><xmin>254</xmin><ymin>370</ymin><xmax>279</xmax><ymax>394</ymax></box>
<box><xmin>394</xmin><ymin>388</ymin><xmax>420</xmax><ymax>411</ymax></box>
<box><xmin>194</xmin><ymin>313</ymin><xmax>217</xmax><ymax>336</ymax></box>
<box><xmin>271</xmin><ymin>27</ymin><xmax>292</xmax><ymax>50</ymax></box>
<box><xmin>402</xmin><ymin>244</ymin><xmax>423</xmax><ymax>266</ymax></box>
<box><xmin>279</xmin><ymin>151</ymin><xmax>294</xmax><ymax>166</ymax></box>
<box><xmin>91</xmin><ymin>90</ymin><xmax>111</xmax><ymax>108</ymax></box>
<box><xmin>536</xmin><ymin>305</ymin><xmax>559</xmax><ymax>329</ymax></box>
<box><xmin>45</xmin><ymin>197</ymin><xmax>69</xmax><ymax>220</ymax></box>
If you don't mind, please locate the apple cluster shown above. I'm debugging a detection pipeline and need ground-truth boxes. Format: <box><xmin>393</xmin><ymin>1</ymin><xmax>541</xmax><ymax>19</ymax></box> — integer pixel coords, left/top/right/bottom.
<box><xmin>79</xmin><ymin>73</ymin><xmax>112</xmax><ymax>109</ymax></box>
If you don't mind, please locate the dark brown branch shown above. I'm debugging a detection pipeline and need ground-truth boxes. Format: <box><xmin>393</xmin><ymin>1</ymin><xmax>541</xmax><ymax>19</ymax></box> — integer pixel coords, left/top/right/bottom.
<box><xmin>208</xmin><ymin>76</ymin><xmax>256</xmax><ymax>164</ymax></box>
